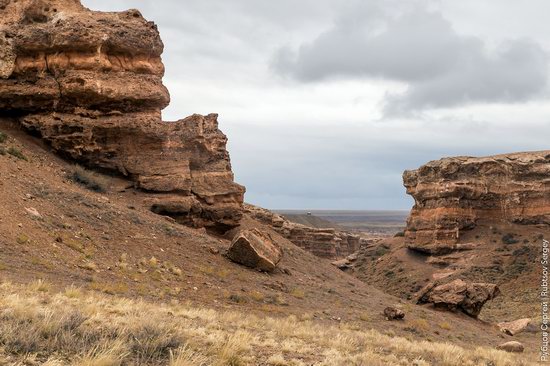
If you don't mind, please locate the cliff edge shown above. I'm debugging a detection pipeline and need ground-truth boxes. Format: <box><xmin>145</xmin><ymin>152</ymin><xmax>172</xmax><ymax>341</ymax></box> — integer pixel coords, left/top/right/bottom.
<box><xmin>0</xmin><ymin>0</ymin><xmax>245</xmax><ymax>230</ymax></box>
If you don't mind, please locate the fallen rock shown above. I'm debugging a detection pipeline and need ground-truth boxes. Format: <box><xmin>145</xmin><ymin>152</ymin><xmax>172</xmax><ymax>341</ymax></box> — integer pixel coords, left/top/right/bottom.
<box><xmin>498</xmin><ymin>318</ymin><xmax>532</xmax><ymax>336</ymax></box>
<box><xmin>384</xmin><ymin>306</ymin><xmax>405</xmax><ymax>320</ymax></box>
<box><xmin>415</xmin><ymin>279</ymin><xmax>499</xmax><ymax>318</ymax></box>
<box><xmin>496</xmin><ymin>341</ymin><xmax>524</xmax><ymax>353</ymax></box>
<box><xmin>227</xmin><ymin>229</ymin><xmax>282</xmax><ymax>272</ymax></box>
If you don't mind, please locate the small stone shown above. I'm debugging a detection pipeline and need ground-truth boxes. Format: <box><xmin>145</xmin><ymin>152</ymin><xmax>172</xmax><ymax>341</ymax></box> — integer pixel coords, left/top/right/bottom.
<box><xmin>384</xmin><ymin>306</ymin><xmax>405</xmax><ymax>320</ymax></box>
<box><xmin>496</xmin><ymin>341</ymin><xmax>524</xmax><ymax>353</ymax></box>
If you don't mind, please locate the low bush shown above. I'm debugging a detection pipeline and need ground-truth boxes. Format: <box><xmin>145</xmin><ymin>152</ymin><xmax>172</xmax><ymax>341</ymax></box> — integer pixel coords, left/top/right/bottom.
<box><xmin>7</xmin><ymin>147</ymin><xmax>27</xmax><ymax>161</ymax></box>
<box><xmin>69</xmin><ymin>165</ymin><xmax>109</xmax><ymax>193</ymax></box>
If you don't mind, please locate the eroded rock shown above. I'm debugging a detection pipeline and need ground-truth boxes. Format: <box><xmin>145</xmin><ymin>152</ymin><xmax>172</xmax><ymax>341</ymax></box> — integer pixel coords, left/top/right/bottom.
<box><xmin>245</xmin><ymin>204</ymin><xmax>363</xmax><ymax>259</ymax></box>
<box><xmin>415</xmin><ymin>279</ymin><xmax>500</xmax><ymax>318</ymax></box>
<box><xmin>227</xmin><ymin>229</ymin><xmax>283</xmax><ymax>272</ymax></box>
<box><xmin>403</xmin><ymin>152</ymin><xmax>550</xmax><ymax>254</ymax></box>
<box><xmin>0</xmin><ymin>0</ymin><xmax>244</xmax><ymax>230</ymax></box>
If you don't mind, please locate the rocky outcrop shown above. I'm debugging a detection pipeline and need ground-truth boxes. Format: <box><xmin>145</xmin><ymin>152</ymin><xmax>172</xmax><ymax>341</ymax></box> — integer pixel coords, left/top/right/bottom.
<box><xmin>227</xmin><ymin>229</ymin><xmax>282</xmax><ymax>272</ymax></box>
<box><xmin>415</xmin><ymin>279</ymin><xmax>500</xmax><ymax>318</ymax></box>
<box><xmin>404</xmin><ymin>152</ymin><xmax>550</xmax><ymax>254</ymax></box>
<box><xmin>244</xmin><ymin>204</ymin><xmax>362</xmax><ymax>259</ymax></box>
<box><xmin>0</xmin><ymin>0</ymin><xmax>244</xmax><ymax>230</ymax></box>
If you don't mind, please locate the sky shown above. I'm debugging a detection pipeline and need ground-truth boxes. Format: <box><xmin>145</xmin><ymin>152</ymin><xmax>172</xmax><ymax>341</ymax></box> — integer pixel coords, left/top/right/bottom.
<box><xmin>84</xmin><ymin>0</ymin><xmax>550</xmax><ymax>210</ymax></box>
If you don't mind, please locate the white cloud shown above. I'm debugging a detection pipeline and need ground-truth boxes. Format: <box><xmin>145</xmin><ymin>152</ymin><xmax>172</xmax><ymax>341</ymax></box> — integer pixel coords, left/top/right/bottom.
<box><xmin>83</xmin><ymin>0</ymin><xmax>550</xmax><ymax>209</ymax></box>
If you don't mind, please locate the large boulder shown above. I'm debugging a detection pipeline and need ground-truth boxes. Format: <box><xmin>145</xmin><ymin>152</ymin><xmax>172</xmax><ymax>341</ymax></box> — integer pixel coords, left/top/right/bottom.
<box><xmin>227</xmin><ymin>229</ymin><xmax>283</xmax><ymax>272</ymax></box>
<box><xmin>498</xmin><ymin>318</ymin><xmax>532</xmax><ymax>336</ymax></box>
<box><xmin>496</xmin><ymin>341</ymin><xmax>524</xmax><ymax>353</ymax></box>
<box><xmin>415</xmin><ymin>279</ymin><xmax>500</xmax><ymax>318</ymax></box>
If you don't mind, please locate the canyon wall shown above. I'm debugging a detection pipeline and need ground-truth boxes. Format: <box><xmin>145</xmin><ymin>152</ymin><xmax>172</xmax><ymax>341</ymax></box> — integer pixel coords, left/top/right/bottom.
<box><xmin>0</xmin><ymin>0</ymin><xmax>244</xmax><ymax>230</ymax></box>
<box><xmin>244</xmin><ymin>204</ymin><xmax>362</xmax><ymax>259</ymax></box>
<box><xmin>403</xmin><ymin>151</ymin><xmax>550</xmax><ymax>254</ymax></box>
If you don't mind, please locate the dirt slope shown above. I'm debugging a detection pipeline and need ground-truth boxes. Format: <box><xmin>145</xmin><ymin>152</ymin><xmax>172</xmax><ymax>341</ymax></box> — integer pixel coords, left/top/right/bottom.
<box><xmin>0</xmin><ymin>119</ymin><xmax>539</xmax><ymax>362</ymax></box>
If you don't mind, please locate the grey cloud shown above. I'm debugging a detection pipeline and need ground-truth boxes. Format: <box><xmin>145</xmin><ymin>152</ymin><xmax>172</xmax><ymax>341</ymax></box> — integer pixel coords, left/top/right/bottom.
<box><xmin>273</xmin><ymin>4</ymin><xmax>549</xmax><ymax>113</ymax></box>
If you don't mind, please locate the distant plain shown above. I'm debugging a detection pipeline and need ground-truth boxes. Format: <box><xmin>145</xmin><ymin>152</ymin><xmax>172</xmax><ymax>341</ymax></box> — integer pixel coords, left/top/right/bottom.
<box><xmin>275</xmin><ymin>210</ymin><xmax>409</xmax><ymax>235</ymax></box>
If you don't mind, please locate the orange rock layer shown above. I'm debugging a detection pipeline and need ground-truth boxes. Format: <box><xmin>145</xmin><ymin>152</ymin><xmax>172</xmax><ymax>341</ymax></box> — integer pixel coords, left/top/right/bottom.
<box><xmin>0</xmin><ymin>0</ymin><xmax>244</xmax><ymax>230</ymax></box>
<box><xmin>403</xmin><ymin>151</ymin><xmax>550</xmax><ymax>254</ymax></box>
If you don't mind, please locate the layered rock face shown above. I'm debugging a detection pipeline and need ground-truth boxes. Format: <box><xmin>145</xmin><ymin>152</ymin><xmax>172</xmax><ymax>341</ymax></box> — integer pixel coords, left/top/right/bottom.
<box><xmin>0</xmin><ymin>0</ymin><xmax>244</xmax><ymax>230</ymax></box>
<box><xmin>244</xmin><ymin>204</ymin><xmax>362</xmax><ymax>259</ymax></box>
<box><xmin>404</xmin><ymin>151</ymin><xmax>550</xmax><ymax>253</ymax></box>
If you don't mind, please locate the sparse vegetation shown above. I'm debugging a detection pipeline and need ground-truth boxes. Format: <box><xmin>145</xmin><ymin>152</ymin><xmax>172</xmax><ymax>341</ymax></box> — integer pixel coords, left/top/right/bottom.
<box><xmin>0</xmin><ymin>282</ymin><xmax>532</xmax><ymax>365</ymax></box>
<box><xmin>16</xmin><ymin>234</ymin><xmax>29</xmax><ymax>244</ymax></box>
<box><xmin>0</xmin><ymin>132</ymin><xmax>7</xmax><ymax>143</ymax></box>
<box><xmin>7</xmin><ymin>147</ymin><xmax>27</xmax><ymax>161</ymax></box>
<box><xmin>68</xmin><ymin>165</ymin><xmax>109</xmax><ymax>193</ymax></box>
<box><xmin>290</xmin><ymin>288</ymin><xmax>305</xmax><ymax>299</ymax></box>
<box><xmin>502</xmin><ymin>233</ymin><xmax>519</xmax><ymax>245</ymax></box>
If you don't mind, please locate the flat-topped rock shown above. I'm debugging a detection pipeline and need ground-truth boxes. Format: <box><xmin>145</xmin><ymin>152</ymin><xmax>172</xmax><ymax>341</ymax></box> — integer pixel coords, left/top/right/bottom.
<box><xmin>403</xmin><ymin>151</ymin><xmax>550</xmax><ymax>253</ymax></box>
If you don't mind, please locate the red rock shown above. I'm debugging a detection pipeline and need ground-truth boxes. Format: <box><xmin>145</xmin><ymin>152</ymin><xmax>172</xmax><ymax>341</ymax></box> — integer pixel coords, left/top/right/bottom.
<box><xmin>0</xmin><ymin>0</ymin><xmax>244</xmax><ymax>230</ymax></box>
<box><xmin>403</xmin><ymin>152</ymin><xmax>550</xmax><ymax>254</ymax></box>
<box><xmin>244</xmin><ymin>204</ymin><xmax>362</xmax><ymax>259</ymax></box>
<box><xmin>227</xmin><ymin>229</ymin><xmax>283</xmax><ymax>272</ymax></box>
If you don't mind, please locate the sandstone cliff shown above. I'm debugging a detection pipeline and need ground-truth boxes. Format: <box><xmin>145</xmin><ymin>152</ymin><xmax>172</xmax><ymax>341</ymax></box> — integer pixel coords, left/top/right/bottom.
<box><xmin>244</xmin><ymin>204</ymin><xmax>362</xmax><ymax>259</ymax></box>
<box><xmin>0</xmin><ymin>0</ymin><xmax>244</xmax><ymax>230</ymax></box>
<box><xmin>403</xmin><ymin>151</ymin><xmax>550</xmax><ymax>254</ymax></box>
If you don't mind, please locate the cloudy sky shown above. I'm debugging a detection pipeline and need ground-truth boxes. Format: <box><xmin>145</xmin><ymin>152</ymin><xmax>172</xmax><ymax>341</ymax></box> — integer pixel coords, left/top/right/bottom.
<box><xmin>84</xmin><ymin>0</ymin><xmax>550</xmax><ymax>210</ymax></box>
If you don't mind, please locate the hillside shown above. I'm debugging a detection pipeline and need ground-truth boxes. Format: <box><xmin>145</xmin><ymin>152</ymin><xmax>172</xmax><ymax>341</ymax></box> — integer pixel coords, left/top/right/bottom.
<box><xmin>0</xmin><ymin>121</ymin><xmax>538</xmax><ymax>364</ymax></box>
<box><xmin>0</xmin><ymin>0</ymin><xmax>542</xmax><ymax>364</ymax></box>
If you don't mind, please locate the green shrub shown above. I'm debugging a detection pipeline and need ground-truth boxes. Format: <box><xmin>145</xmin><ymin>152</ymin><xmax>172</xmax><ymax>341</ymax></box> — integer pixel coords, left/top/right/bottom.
<box><xmin>0</xmin><ymin>132</ymin><xmax>8</xmax><ymax>143</ymax></box>
<box><xmin>7</xmin><ymin>147</ymin><xmax>27</xmax><ymax>161</ymax></box>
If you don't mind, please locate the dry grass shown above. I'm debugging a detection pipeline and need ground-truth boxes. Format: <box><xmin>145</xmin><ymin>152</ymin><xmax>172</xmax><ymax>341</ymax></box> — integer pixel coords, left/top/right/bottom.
<box><xmin>0</xmin><ymin>281</ymin><xmax>535</xmax><ymax>365</ymax></box>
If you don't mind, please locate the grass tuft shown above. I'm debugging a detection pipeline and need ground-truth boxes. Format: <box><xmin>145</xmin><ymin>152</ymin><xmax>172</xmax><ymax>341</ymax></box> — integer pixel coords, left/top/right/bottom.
<box><xmin>69</xmin><ymin>165</ymin><xmax>109</xmax><ymax>193</ymax></box>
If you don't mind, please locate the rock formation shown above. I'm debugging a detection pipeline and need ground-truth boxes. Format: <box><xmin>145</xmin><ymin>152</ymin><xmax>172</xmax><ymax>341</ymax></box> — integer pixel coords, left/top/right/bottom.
<box><xmin>0</xmin><ymin>0</ymin><xmax>244</xmax><ymax>230</ymax></box>
<box><xmin>403</xmin><ymin>151</ymin><xmax>550</xmax><ymax>254</ymax></box>
<box><xmin>415</xmin><ymin>279</ymin><xmax>500</xmax><ymax>318</ymax></box>
<box><xmin>244</xmin><ymin>204</ymin><xmax>362</xmax><ymax>259</ymax></box>
<box><xmin>227</xmin><ymin>228</ymin><xmax>282</xmax><ymax>272</ymax></box>
<box><xmin>498</xmin><ymin>318</ymin><xmax>532</xmax><ymax>336</ymax></box>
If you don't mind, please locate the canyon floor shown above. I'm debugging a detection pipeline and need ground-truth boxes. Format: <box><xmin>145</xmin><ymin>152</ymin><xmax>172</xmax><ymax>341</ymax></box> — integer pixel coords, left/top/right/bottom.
<box><xmin>0</xmin><ymin>121</ymin><xmax>538</xmax><ymax>365</ymax></box>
